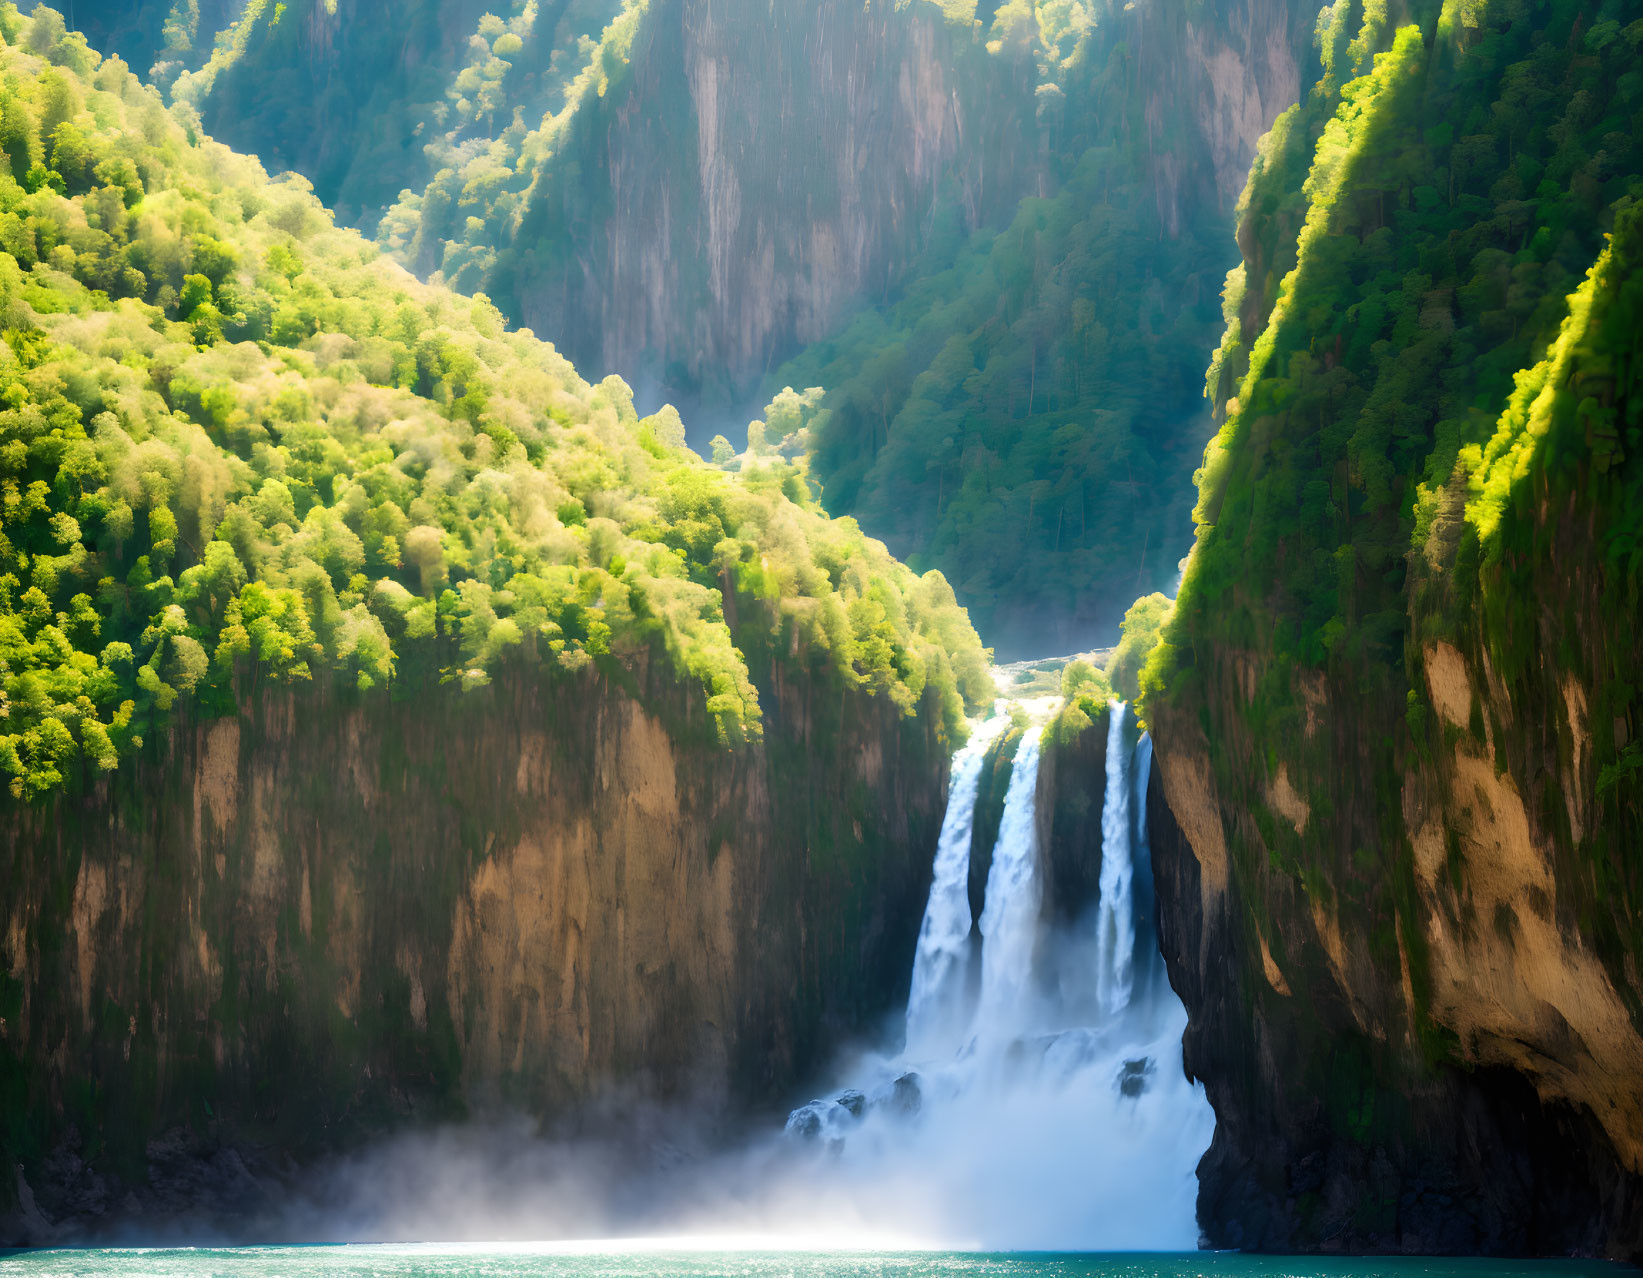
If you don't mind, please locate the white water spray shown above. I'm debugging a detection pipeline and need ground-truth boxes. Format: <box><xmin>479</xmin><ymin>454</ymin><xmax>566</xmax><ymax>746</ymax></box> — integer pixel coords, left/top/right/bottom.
<box><xmin>782</xmin><ymin>700</ymin><xmax>1215</xmax><ymax>1249</ymax></box>
<box><xmin>1095</xmin><ymin>703</ymin><xmax>1137</xmax><ymax>1015</ymax></box>
<box><xmin>975</xmin><ymin>731</ymin><xmax>1045</xmax><ymax>1036</ymax></box>
<box><xmin>906</xmin><ymin>715</ymin><xmax>1011</xmax><ymax>1058</ymax></box>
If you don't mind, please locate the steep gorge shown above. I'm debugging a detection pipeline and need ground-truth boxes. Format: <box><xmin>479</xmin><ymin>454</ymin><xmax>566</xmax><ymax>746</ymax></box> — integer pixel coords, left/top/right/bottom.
<box><xmin>770</xmin><ymin>0</ymin><xmax>1321</xmax><ymax>656</ymax></box>
<box><xmin>72</xmin><ymin>0</ymin><xmax>1325</xmax><ymax>655</ymax></box>
<box><xmin>8</xmin><ymin>0</ymin><xmax>1643</xmax><ymax>1257</ymax></box>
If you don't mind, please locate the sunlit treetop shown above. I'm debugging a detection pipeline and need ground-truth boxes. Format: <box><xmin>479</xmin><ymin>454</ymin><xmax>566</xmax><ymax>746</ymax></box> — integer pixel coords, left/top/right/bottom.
<box><xmin>0</xmin><ymin>4</ymin><xmax>992</xmax><ymax>799</ymax></box>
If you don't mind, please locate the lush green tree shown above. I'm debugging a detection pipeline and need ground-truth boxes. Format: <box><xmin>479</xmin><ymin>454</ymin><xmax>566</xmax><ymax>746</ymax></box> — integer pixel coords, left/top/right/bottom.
<box><xmin>1105</xmin><ymin>593</ymin><xmax>1171</xmax><ymax>703</ymax></box>
<box><xmin>0</xmin><ymin>6</ymin><xmax>992</xmax><ymax>799</ymax></box>
<box><xmin>1059</xmin><ymin>656</ymin><xmax>1111</xmax><ymax>703</ymax></box>
<box><xmin>1158</xmin><ymin>0</ymin><xmax>1643</xmax><ymax>704</ymax></box>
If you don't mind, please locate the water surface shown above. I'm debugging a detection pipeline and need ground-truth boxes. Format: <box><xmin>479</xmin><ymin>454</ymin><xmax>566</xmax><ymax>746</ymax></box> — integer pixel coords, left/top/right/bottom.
<box><xmin>0</xmin><ymin>1248</ymin><xmax>1629</xmax><ymax>1278</ymax></box>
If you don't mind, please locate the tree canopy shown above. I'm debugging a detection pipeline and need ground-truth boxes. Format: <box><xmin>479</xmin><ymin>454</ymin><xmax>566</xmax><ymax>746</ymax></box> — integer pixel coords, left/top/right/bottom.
<box><xmin>0</xmin><ymin>5</ymin><xmax>992</xmax><ymax>799</ymax></box>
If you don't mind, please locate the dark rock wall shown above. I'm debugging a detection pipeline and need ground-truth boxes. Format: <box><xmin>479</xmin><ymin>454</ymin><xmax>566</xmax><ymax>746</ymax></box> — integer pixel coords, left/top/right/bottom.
<box><xmin>0</xmin><ymin>659</ymin><xmax>950</xmax><ymax>1243</ymax></box>
<box><xmin>1147</xmin><ymin>735</ymin><xmax>1643</xmax><ymax>1259</ymax></box>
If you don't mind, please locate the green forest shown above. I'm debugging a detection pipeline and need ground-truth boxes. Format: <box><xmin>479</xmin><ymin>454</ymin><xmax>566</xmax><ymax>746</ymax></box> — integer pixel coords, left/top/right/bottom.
<box><xmin>769</xmin><ymin>0</ymin><xmax>1249</xmax><ymax>656</ymax></box>
<box><xmin>60</xmin><ymin>0</ymin><xmax>1273</xmax><ymax>659</ymax></box>
<box><xmin>0</xmin><ymin>4</ymin><xmax>992</xmax><ymax>800</ymax></box>
<box><xmin>1151</xmin><ymin>0</ymin><xmax>1642</xmax><ymax>695</ymax></box>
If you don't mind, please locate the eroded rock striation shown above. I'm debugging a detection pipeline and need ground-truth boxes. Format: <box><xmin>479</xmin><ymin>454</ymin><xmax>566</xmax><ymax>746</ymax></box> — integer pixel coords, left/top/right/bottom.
<box><xmin>0</xmin><ymin>661</ymin><xmax>950</xmax><ymax>1243</ymax></box>
<box><xmin>1143</xmin><ymin>0</ymin><xmax>1643</xmax><ymax>1256</ymax></box>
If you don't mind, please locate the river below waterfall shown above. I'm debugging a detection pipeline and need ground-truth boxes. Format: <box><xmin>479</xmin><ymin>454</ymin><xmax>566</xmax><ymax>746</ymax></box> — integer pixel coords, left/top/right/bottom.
<box><xmin>1</xmin><ymin>1247</ymin><xmax>1631</xmax><ymax>1278</ymax></box>
<box><xmin>781</xmin><ymin>701</ymin><xmax>1215</xmax><ymax>1250</ymax></box>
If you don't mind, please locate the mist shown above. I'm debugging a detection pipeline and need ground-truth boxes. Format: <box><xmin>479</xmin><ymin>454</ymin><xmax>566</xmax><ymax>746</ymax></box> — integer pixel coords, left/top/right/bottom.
<box><xmin>221</xmin><ymin>705</ymin><xmax>1211</xmax><ymax>1254</ymax></box>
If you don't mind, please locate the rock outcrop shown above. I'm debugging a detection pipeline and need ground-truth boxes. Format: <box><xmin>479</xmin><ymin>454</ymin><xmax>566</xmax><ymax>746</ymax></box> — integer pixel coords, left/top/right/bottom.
<box><xmin>1142</xmin><ymin>0</ymin><xmax>1643</xmax><ymax>1255</ymax></box>
<box><xmin>500</xmin><ymin>0</ymin><xmax>1042</xmax><ymax>419</ymax></box>
<box><xmin>1148</xmin><ymin>690</ymin><xmax>1643</xmax><ymax>1257</ymax></box>
<box><xmin>0</xmin><ymin>660</ymin><xmax>951</xmax><ymax>1242</ymax></box>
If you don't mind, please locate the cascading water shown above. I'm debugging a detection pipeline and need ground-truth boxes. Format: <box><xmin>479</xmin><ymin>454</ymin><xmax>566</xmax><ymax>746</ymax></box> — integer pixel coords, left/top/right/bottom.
<box><xmin>1094</xmin><ymin>703</ymin><xmax>1137</xmax><ymax>1015</ymax></box>
<box><xmin>780</xmin><ymin>700</ymin><xmax>1215</xmax><ymax>1249</ymax></box>
<box><xmin>905</xmin><ymin>714</ymin><xmax>1011</xmax><ymax>1058</ymax></box>
<box><xmin>975</xmin><ymin>731</ymin><xmax>1046</xmax><ymax>1035</ymax></box>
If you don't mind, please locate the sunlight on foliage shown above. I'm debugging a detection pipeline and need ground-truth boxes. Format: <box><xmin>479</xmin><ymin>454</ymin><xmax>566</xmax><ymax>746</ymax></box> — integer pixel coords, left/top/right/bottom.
<box><xmin>0</xmin><ymin>5</ymin><xmax>990</xmax><ymax>798</ymax></box>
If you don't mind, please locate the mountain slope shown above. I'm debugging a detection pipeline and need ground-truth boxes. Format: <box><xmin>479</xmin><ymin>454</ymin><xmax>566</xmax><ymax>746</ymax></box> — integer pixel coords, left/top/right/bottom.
<box><xmin>1144</xmin><ymin>0</ymin><xmax>1643</xmax><ymax>1254</ymax></box>
<box><xmin>773</xmin><ymin>0</ymin><xmax>1316</xmax><ymax>656</ymax></box>
<box><xmin>0</xmin><ymin>6</ymin><xmax>993</xmax><ymax>1238</ymax></box>
<box><xmin>67</xmin><ymin>0</ymin><xmax>1319</xmax><ymax>658</ymax></box>
<box><xmin>0</xmin><ymin>0</ymin><xmax>992</xmax><ymax>801</ymax></box>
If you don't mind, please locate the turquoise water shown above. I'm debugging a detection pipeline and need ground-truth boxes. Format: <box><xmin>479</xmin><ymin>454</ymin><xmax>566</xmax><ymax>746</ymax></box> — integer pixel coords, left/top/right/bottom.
<box><xmin>0</xmin><ymin>1248</ymin><xmax>1630</xmax><ymax>1278</ymax></box>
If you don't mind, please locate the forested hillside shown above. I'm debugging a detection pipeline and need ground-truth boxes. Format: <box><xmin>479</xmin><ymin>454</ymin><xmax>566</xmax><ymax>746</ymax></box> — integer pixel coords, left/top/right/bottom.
<box><xmin>61</xmin><ymin>0</ymin><xmax>1315</xmax><ymax>658</ymax></box>
<box><xmin>0</xmin><ymin>1</ymin><xmax>990</xmax><ymax>801</ymax></box>
<box><xmin>1144</xmin><ymin>0</ymin><xmax>1643</xmax><ymax>1252</ymax></box>
<box><xmin>27</xmin><ymin>0</ymin><xmax>630</xmax><ymax>227</ymax></box>
<box><xmin>0</xmin><ymin>6</ymin><xmax>998</xmax><ymax>1237</ymax></box>
<box><xmin>773</xmin><ymin>0</ymin><xmax>1314</xmax><ymax>655</ymax></box>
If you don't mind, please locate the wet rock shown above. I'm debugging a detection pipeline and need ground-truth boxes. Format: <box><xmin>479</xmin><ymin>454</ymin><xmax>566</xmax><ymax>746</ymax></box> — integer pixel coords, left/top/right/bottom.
<box><xmin>890</xmin><ymin>1071</ymin><xmax>922</xmax><ymax>1116</ymax></box>
<box><xmin>1119</xmin><ymin>1056</ymin><xmax>1153</xmax><ymax>1098</ymax></box>
<box><xmin>7</xmin><ymin>1166</ymin><xmax>56</xmax><ymax>1247</ymax></box>
<box><xmin>835</xmin><ymin>1089</ymin><xmax>866</xmax><ymax>1118</ymax></box>
<box><xmin>784</xmin><ymin>1104</ymin><xmax>824</xmax><ymax>1141</ymax></box>
<box><xmin>1147</xmin><ymin>748</ymin><xmax>1643</xmax><ymax>1259</ymax></box>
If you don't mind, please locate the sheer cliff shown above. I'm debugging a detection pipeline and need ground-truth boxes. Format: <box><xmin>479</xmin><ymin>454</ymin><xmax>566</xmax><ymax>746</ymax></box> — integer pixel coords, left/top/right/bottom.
<box><xmin>3</xmin><ymin>659</ymin><xmax>950</xmax><ymax>1243</ymax></box>
<box><xmin>1144</xmin><ymin>0</ymin><xmax>1643</xmax><ymax>1256</ymax></box>
<box><xmin>0</xmin><ymin>5</ymin><xmax>986</xmax><ymax>1242</ymax></box>
<box><xmin>495</xmin><ymin>0</ymin><xmax>1043</xmax><ymax>419</ymax></box>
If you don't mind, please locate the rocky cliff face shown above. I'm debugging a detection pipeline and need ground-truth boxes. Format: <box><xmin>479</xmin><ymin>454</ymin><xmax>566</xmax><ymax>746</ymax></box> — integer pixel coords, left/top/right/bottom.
<box><xmin>499</xmin><ymin>0</ymin><xmax>1041</xmax><ymax>422</ymax></box>
<box><xmin>0</xmin><ymin>660</ymin><xmax>950</xmax><ymax>1243</ymax></box>
<box><xmin>1119</xmin><ymin>0</ymin><xmax>1310</xmax><ymax>235</ymax></box>
<box><xmin>1142</xmin><ymin>0</ymin><xmax>1643</xmax><ymax>1255</ymax></box>
<box><xmin>505</xmin><ymin>0</ymin><xmax>1315</xmax><ymax>424</ymax></box>
<box><xmin>1035</xmin><ymin>705</ymin><xmax>1113</xmax><ymax>925</ymax></box>
<box><xmin>1148</xmin><ymin>683</ymin><xmax>1643</xmax><ymax>1257</ymax></box>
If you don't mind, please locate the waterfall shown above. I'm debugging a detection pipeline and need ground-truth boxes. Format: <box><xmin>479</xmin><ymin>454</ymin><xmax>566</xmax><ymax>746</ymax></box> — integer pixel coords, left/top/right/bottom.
<box><xmin>780</xmin><ymin>702</ymin><xmax>1216</xmax><ymax>1249</ymax></box>
<box><xmin>905</xmin><ymin>714</ymin><xmax>1010</xmax><ymax>1058</ymax></box>
<box><xmin>975</xmin><ymin>731</ymin><xmax>1044</xmax><ymax>1035</ymax></box>
<box><xmin>1133</xmin><ymin>731</ymin><xmax>1154</xmax><ymax>857</ymax></box>
<box><xmin>1095</xmin><ymin>702</ymin><xmax>1136</xmax><ymax>1015</ymax></box>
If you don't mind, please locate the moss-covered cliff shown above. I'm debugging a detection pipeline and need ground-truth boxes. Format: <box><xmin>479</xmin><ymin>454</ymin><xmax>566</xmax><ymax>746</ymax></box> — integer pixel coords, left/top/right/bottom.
<box><xmin>1144</xmin><ymin>0</ymin><xmax>1643</xmax><ymax>1256</ymax></box>
<box><xmin>0</xmin><ymin>6</ymin><xmax>983</xmax><ymax>1243</ymax></box>
<box><xmin>1036</xmin><ymin>696</ymin><xmax>1114</xmax><ymax>924</ymax></box>
<box><xmin>1</xmin><ymin>652</ymin><xmax>952</xmax><ymax>1243</ymax></box>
